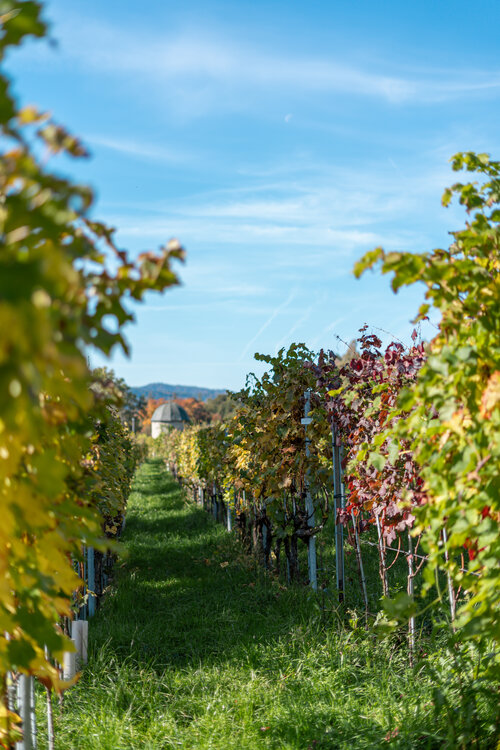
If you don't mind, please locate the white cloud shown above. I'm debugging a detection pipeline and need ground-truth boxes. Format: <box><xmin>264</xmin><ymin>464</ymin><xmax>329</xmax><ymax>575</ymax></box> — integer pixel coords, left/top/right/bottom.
<box><xmin>49</xmin><ymin>18</ymin><xmax>500</xmax><ymax>110</ymax></box>
<box><xmin>86</xmin><ymin>135</ymin><xmax>189</xmax><ymax>163</ymax></box>
<box><xmin>238</xmin><ymin>290</ymin><xmax>296</xmax><ymax>361</ymax></box>
<box><xmin>103</xmin><ymin>157</ymin><xmax>450</xmax><ymax>259</ymax></box>
<box><xmin>110</xmin><ymin>215</ymin><xmax>383</xmax><ymax>253</ymax></box>
<box><xmin>274</xmin><ymin>303</ymin><xmax>316</xmax><ymax>353</ymax></box>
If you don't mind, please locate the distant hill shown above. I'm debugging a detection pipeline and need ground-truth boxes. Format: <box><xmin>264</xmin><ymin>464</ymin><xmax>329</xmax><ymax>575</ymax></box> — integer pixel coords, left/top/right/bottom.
<box><xmin>131</xmin><ymin>383</ymin><xmax>226</xmax><ymax>402</ymax></box>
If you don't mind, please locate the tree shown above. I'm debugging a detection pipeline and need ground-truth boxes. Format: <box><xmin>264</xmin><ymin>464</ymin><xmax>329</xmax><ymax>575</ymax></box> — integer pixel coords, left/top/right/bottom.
<box><xmin>174</xmin><ymin>397</ymin><xmax>211</xmax><ymax>424</ymax></box>
<box><xmin>205</xmin><ymin>392</ymin><xmax>238</xmax><ymax>422</ymax></box>
<box><xmin>139</xmin><ymin>397</ymin><xmax>167</xmax><ymax>433</ymax></box>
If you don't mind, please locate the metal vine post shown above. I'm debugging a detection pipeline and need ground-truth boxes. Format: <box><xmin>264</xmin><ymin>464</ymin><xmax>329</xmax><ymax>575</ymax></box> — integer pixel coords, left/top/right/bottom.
<box><xmin>301</xmin><ymin>389</ymin><xmax>318</xmax><ymax>591</ymax></box>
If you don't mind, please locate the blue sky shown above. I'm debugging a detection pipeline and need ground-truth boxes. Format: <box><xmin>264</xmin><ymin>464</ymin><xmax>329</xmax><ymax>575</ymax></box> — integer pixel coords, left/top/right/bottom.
<box><xmin>8</xmin><ymin>0</ymin><xmax>500</xmax><ymax>390</ymax></box>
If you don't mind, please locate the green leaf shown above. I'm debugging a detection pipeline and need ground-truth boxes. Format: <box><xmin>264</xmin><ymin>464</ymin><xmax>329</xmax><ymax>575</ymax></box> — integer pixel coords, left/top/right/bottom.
<box><xmin>382</xmin><ymin>593</ymin><xmax>417</xmax><ymax>621</ymax></box>
<box><xmin>353</xmin><ymin>247</ymin><xmax>385</xmax><ymax>278</ymax></box>
<box><xmin>367</xmin><ymin>452</ymin><xmax>386</xmax><ymax>471</ymax></box>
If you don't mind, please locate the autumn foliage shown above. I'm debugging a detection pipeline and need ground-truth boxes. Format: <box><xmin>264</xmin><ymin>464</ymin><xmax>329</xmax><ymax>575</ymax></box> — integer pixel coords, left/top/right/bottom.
<box><xmin>0</xmin><ymin>2</ymin><xmax>183</xmax><ymax>743</ymax></box>
<box><xmin>311</xmin><ymin>327</ymin><xmax>426</xmax><ymax>545</ymax></box>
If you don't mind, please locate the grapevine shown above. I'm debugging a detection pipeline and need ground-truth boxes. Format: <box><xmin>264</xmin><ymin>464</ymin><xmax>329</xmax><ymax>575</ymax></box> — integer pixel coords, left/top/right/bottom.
<box><xmin>0</xmin><ymin>3</ymin><xmax>184</xmax><ymax>742</ymax></box>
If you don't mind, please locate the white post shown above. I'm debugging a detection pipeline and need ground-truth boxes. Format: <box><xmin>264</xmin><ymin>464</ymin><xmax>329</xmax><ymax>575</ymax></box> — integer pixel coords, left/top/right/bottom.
<box><xmin>44</xmin><ymin>647</ymin><xmax>55</xmax><ymax>750</ymax></box>
<box><xmin>332</xmin><ymin>423</ymin><xmax>345</xmax><ymax>601</ymax></box>
<box><xmin>15</xmin><ymin>674</ymin><xmax>32</xmax><ymax>750</ymax></box>
<box><xmin>71</xmin><ymin>620</ymin><xmax>88</xmax><ymax>667</ymax></box>
<box><xmin>71</xmin><ymin>621</ymin><xmax>82</xmax><ymax>670</ymax></box>
<box><xmin>301</xmin><ymin>390</ymin><xmax>317</xmax><ymax>591</ymax></box>
<box><xmin>63</xmin><ymin>646</ymin><xmax>76</xmax><ymax>681</ymax></box>
<box><xmin>375</xmin><ymin>513</ymin><xmax>389</xmax><ymax>597</ymax></box>
<box><xmin>30</xmin><ymin>677</ymin><xmax>37</xmax><ymax>750</ymax></box>
<box><xmin>407</xmin><ymin>531</ymin><xmax>415</xmax><ymax>665</ymax></box>
<box><xmin>227</xmin><ymin>490</ymin><xmax>233</xmax><ymax>532</ymax></box>
<box><xmin>87</xmin><ymin>547</ymin><xmax>96</xmax><ymax>617</ymax></box>
<box><xmin>80</xmin><ymin>620</ymin><xmax>88</xmax><ymax>665</ymax></box>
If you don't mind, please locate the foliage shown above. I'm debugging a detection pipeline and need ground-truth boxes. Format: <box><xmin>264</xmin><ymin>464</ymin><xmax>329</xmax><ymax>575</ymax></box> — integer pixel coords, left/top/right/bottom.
<box><xmin>139</xmin><ymin>397</ymin><xmax>167</xmax><ymax>433</ymax></box>
<box><xmin>310</xmin><ymin>327</ymin><xmax>426</xmax><ymax>545</ymax></box>
<box><xmin>87</xmin><ymin>371</ymin><xmax>140</xmax><ymax>538</ymax></box>
<box><xmin>204</xmin><ymin>392</ymin><xmax>238</xmax><ymax>422</ymax></box>
<box><xmin>0</xmin><ymin>1</ymin><xmax>183</xmax><ymax>742</ymax></box>
<box><xmin>336</xmin><ymin>339</ymin><xmax>360</xmax><ymax>367</ymax></box>
<box><xmin>174</xmin><ymin>397</ymin><xmax>211</xmax><ymax>424</ymax></box>
<box><xmin>44</xmin><ymin>461</ymin><xmax>499</xmax><ymax>750</ymax></box>
<box><xmin>158</xmin><ymin>344</ymin><xmax>333</xmax><ymax>580</ymax></box>
<box><xmin>92</xmin><ymin>367</ymin><xmax>146</xmax><ymax>433</ymax></box>
<box><xmin>354</xmin><ymin>152</ymin><xmax>500</xmax><ymax>674</ymax></box>
<box><xmin>229</xmin><ymin>343</ymin><xmax>331</xmax><ymax>499</ymax></box>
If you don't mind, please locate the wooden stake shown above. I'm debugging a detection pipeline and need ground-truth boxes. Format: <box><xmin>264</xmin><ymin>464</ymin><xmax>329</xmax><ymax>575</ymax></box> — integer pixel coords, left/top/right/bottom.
<box><xmin>442</xmin><ymin>527</ymin><xmax>456</xmax><ymax>626</ymax></box>
<box><xmin>407</xmin><ymin>531</ymin><xmax>415</xmax><ymax>665</ymax></box>
<box><xmin>375</xmin><ymin>514</ymin><xmax>389</xmax><ymax>597</ymax></box>
<box><xmin>351</xmin><ymin>510</ymin><xmax>368</xmax><ymax>621</ymax></box>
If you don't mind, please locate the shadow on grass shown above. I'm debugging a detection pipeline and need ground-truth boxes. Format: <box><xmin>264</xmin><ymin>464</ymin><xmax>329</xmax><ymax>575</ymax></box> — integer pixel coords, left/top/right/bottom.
<box><xmin>83</xmin><ymin>460</ymin><xmax>483</xmax><ymax>750</ymax></box>
<box><xmin>94</xmin><ymin>488</ymin><xmax>310</xmax><ymax>671</ymax></box>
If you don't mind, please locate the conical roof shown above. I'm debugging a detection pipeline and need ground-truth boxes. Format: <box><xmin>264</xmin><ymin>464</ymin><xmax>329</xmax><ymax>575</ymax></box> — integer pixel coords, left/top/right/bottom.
<box><xmin>151</xmin><ymin>400</ymin><xmax>190</xmax><ymax>423</ymax></box>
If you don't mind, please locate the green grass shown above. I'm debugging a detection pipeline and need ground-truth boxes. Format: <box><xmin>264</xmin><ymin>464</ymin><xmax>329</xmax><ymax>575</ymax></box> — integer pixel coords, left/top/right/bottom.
<box><xmin>36</xmin><ymin>460</ymin><xmax>498</xmax><ymax>749</ymax></box>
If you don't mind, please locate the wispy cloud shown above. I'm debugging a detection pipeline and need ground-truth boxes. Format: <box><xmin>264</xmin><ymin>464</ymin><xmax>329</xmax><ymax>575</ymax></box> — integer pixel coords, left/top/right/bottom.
<box><xmin>274</xmin><ymin>303</ymin><xmax>316</xmax><ymax>353</ymax></box>
<box><xmin>104</xmin><ymin>156</ymin><xmax>449</xmax><ymax>259</ymax></box>
<box><xmin>238</xmin><ymin>290</ymin><xmax>296</xmax><ymax>361</ymax></box>
<box><xmin>111</xmin><ymin>216</ymin><xmax>384</xmax><ymax>252</ymax></box>
<box><xmin>309</xmin><ymin>316</ymin><xmax>347</xmax><ymax>350</ymax></box>
<box><xmin>52</xmin><ymin>19</ymin><xmax>500</xmax><ymax>110</ymax></box>
<box><xmin>325</xmin><ymin>317</ymin><xmax>347</xmax><ymax>334</ymax></box>
<box><xmin>104</xmin><ymin>154</ymin><xmax>453</xmax><ymax>228</ymax></box>
<box><xmin>86</xmin><ymin>135</ymin><xmax>189</xmax><ymax>163</ymax></box>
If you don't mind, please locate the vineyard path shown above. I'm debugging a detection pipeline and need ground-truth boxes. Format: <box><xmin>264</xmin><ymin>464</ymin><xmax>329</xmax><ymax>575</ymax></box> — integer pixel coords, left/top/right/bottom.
<box><xmin>52</xmin><ymin>459</ymin><xmax>434</xmax><ymax>750</ymax></box>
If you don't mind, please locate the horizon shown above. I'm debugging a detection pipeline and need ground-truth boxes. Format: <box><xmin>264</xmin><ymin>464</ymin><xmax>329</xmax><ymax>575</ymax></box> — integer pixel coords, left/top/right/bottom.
<box><xmin>131</xmin><ymin>382</ymin><xmax>227</xmax><ymax>396</ymax></box>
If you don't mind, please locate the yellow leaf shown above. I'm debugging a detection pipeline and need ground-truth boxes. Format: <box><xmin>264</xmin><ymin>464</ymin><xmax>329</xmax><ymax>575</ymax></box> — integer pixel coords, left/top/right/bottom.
<box><xmin>480</xmin><ymin>371</ymin><xmax>500</xmax><ymax>418</ymax></box>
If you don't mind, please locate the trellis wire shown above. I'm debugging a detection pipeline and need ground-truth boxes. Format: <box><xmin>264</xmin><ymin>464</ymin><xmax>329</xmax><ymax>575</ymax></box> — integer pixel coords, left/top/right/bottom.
<box><xmin>358</xmin><ymin>537</ymin><xmax>427</xmax><ymax>561</ymax></box>
<box><xmin>358</xmin><ymin>536</ymin><xmax>475</xmax><ymax>577</ymax></box>
<box><xmin>170</xmin><ymin>399</ymin><xmax>473</xmax><ymax>666</ymax></box>
<box><xmin>184</xmin><ymin>467</ymin><xmax>470</xmax><ymax>662</ymax></box>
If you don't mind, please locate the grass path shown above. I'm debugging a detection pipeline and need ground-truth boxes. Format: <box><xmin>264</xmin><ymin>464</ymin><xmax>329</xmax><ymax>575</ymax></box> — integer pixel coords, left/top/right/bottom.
<box><xmin>45</xmin><ymin>460</ymin><xmax>448</xmax><ymax>749</ymax></box>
